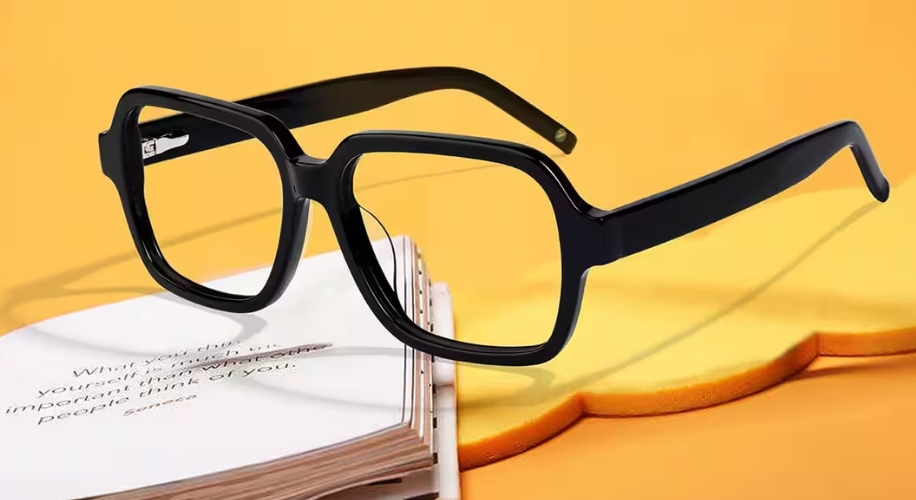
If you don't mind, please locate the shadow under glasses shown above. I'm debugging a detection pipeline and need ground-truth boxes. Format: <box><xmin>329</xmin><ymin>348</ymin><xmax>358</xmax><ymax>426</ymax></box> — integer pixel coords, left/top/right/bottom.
<box><xmin>0</xmin><ymin>156</ymin><xmax>884</xmax><ymax>414</ymax></box>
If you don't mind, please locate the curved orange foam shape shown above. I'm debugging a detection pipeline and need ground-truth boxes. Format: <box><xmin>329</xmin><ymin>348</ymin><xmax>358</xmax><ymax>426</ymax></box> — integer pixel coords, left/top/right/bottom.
<box><xmin>453</xmin><ymin>175</ymin><xmax>916</xmax><ymax>470</ymax></box>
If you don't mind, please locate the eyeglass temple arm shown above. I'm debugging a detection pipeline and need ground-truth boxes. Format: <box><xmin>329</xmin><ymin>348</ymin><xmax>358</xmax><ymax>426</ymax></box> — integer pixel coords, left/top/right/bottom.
<box><xmin>595</xmin><ymin>120</ymin><xmax>890</xmax><ymax>263</ymax></box>
<box><xmin>137</xmin><ymin>67</ymin><xmax>578</xmax><ymax>165</ymax></box>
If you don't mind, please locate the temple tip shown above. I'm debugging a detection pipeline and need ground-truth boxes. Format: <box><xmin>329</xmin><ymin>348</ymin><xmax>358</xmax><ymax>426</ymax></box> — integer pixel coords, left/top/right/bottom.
<box><xmin>872</xmin><ymin>175</ymin><xmax>890</xmax><ymax>202</ymax></box>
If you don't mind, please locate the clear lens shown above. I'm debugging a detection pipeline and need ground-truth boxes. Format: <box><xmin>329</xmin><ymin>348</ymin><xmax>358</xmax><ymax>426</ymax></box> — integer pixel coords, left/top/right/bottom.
<box><xmin>353</xmin><ymin>152</ymin><xmax>562</xmax><ymax>347</ymax></box>
<box><xmin>140</xmin><ymin>106</ymin><xmax>284</xmax><ymax>297</ymax></box>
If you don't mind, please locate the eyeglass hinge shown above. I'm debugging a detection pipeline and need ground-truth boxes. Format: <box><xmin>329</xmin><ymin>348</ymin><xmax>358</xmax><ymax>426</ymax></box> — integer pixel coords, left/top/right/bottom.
<box><xmin>141</xmin><ymin>132</ymin><xmax>189</xmax><ymax>159</ymax></box>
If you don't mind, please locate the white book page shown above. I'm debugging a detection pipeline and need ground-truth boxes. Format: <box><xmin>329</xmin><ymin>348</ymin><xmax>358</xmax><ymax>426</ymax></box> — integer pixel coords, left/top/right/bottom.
<box><xmin>0</xmin><ymin>237</ymin><xmax>413</xmax><ymax>500</ymax></box>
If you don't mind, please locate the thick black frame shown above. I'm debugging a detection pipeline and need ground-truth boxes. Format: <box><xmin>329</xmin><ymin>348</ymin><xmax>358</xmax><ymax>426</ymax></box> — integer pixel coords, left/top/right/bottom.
<box><xmin>98</xmin><ymin>66</ymin><xmax>890</xmax><ymax>367</ymax></box>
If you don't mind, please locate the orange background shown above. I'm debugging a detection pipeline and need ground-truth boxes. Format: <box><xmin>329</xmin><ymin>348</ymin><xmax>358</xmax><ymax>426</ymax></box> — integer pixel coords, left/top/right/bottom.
<box><xmin>2</xmin><ymin>1</ymin><xmax>916</xmax><ymax>498</ymax></box>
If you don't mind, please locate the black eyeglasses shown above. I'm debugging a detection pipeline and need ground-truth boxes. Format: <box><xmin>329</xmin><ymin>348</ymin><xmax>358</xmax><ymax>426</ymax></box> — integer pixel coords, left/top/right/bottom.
<box><xmin>98</xmin><ymin>66</ymin><xmax>890</xmax><ymax>367</ymax></box>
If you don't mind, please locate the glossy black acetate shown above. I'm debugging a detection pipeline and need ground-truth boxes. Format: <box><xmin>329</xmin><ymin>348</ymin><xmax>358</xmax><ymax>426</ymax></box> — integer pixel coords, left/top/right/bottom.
<box><xmin>98</xmin><ymin>66</ymin><xmax>890</xmax><ymax>366</ymax></box>
<box><xmin>139</xmin><ymin>67</ymin><xmax>577</xmax><ymax>166</ymax></box>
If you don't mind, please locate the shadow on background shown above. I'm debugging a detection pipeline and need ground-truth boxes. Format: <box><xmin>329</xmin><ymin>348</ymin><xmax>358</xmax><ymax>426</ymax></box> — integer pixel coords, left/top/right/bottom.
<box><xmin>0</xmin><ymin>161</ymin><xmax>556</xmax><ymax>412</ymax></box>
<box><xmin>0</xmin><ymin>158</ymin><xmax>888</xmax><ymax>413</ymax></box>
<box><xmin>792</xmin><ymin>353</ymin><xmax>916</xmax><ymax>382</ymax></box>
<box><xmin>458</xmin><ymin>200</ymin><xmax>882</xmax><ymax>410</ymax></box>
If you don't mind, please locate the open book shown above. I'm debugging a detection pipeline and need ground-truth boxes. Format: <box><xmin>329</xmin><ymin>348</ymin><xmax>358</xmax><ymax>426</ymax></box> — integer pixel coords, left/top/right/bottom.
<box><xmin>0</xmin><ymin>236</ymin><xmax>459</xmax><ymax>500</ymax></box>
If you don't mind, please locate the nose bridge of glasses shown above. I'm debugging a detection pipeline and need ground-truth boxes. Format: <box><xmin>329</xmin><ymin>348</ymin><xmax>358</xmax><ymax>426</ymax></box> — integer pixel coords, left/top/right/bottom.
<box><xmin>287</xmin><ymin>155</ymin><xmax>342</xmax><ymax>204</ymax></box>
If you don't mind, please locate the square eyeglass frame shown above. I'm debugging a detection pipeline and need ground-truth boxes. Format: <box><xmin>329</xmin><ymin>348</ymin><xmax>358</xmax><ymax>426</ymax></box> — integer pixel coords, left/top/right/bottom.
<box><xmin>98</xmin><ymin>67</ymin><xmax>890</xmax><ymax>367</ymax></box>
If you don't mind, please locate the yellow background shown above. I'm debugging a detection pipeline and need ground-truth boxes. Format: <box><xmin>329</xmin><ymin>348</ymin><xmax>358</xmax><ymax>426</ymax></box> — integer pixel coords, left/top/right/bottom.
<box><xmin>2</xmin><ymin>0</ymin><xmax>916</xmax><ymax>498</ymax></box>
